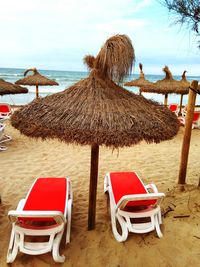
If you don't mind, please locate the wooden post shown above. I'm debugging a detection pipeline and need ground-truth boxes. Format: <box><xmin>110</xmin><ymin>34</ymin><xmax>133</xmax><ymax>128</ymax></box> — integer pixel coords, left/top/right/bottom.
<box><xmin>178</xmin><ymin>80</ymin><xmax>198</xmax><ymax>184</ymax></box>
<box><xmin>88</xmin><ymin>144</ymin><xmax>99</xmax><ymax>230</ymax></box>
<box><xmin>178</xmin><ymin>94</ymin><xmax>183</xmax><ymax>116</ymax></box>
<box><xmin>164</xmin><ymin>94</ymin><xmax>168</xmax><ymax>106</ymax></box>
<box><xmin>36</xmin><ymin>85</ymin><xmax>39</xmax><ymax>98</ymax></box>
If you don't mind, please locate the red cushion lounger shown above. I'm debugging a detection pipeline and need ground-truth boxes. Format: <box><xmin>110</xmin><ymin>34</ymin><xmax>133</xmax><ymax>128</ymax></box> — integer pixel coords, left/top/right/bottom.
<box><xmin>104</xmin><ymin>172</ymin><xmax>165</xmax><ymax>242</ymax></box>
<box><xmin>7</xmin><ymin>177</ymin><xmax>73</xmax><ymax>263</ymax></box>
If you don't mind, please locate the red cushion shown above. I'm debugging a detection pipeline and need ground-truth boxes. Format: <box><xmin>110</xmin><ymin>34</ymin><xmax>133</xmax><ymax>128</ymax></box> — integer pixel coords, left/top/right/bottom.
<box><xmin>169</xmin><ymin>104</ymin><xmax>178</xmax><ymax>112</ymax></box>
<box><xmin>110</xmin><ymin>172</ymin><xmax>156</xmax><ymax>207</ymax></box>
<box><xmin>193</xmin><ymin>112</ymin><xmax>200</xmax><ymax>122</ymax></box>
<box><xmin>21</xmin><ymin>178</ymin><xmax>67</xmax><ymax>223</ymax></box>
<box><xmin>0</xmin><ymin>105</ymin><xmax>10</xmax><ymax>113</ymax></box>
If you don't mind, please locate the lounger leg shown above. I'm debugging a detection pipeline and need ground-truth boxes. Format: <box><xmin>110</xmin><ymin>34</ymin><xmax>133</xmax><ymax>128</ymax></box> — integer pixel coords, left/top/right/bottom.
<box><xmin>158</xmin><ymin>209</ymin><xmax>162</xmax><ymax>225</ymax></box>
<box><xmin>7</xmin><ymin>227</ymin><xmax>19</xmax><ymax>263</ymax></box>
<box><xmin>0</xmin><ymin>145</ymin><xmax>7</xmax><ymax>151</ymax></box>
<box><xmin>111</xmin><ymin>212</ymin><xmax>128</xmax><ymax>242</ymax></box>
<box><xmin>66</xmin><ymin>199</ymin><xmax>72</xmax><ymax>244</ymax></box>
<box><xmin>104</xmin><ymin>175</ymin><xmax>109</xmax><ymax>193</ymax></box>
<box><xmin>0</xmin><ymin>134</ymin><xmax>12</xmax><ymax>144</ymax></box>
<box><xmin>52</xmin><ymin>230</ymin><xmax>65</xmax><ymax>263</ymax></box>
<box><xmin>154</xmin><ymin>214</ymin><xmax>163</xmax><ymax>238</ymax></box>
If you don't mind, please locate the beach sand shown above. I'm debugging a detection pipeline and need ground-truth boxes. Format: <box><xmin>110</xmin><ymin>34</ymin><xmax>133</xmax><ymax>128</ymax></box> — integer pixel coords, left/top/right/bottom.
<box><xmin>0</xmin><ymin>121</ymin><xmax>200</xmax><ymax>267</ymax></box>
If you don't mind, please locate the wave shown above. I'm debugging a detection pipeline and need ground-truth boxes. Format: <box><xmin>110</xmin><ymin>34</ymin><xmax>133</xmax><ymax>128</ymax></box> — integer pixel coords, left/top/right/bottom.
<box><xmin>1</xmin><ymin>67</ymin><xmax>200</xmax><ymax>105</ymax></box>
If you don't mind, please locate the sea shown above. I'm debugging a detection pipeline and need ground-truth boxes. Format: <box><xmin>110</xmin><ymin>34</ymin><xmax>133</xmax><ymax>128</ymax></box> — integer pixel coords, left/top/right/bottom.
<box><xmin>0</xmin><ymin>67</ymin><xmax>200</xmax><ymax>106</ymax></box>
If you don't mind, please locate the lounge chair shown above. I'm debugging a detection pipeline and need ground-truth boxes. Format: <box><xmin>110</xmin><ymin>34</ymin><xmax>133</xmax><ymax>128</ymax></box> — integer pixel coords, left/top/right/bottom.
<box><xmin>0</xmin><ymin>103</ymin><xmax>12</xmax><ymax>121</ymax></box>
<box><xmin>179</xmin><ymin>111</ymin><xmax>200</xmax><ymax>129</ymax></box>
<box><xmin>104</xmin><ymin>171</ymin><xmax>165</xmax><ymax>242</ymax></box>
<box><xmin>7</xmin><ymin>177</ymin><xmax>73</xmax><ymax>263</ymax></box>
<box><xmin>0</xmin><ymin>123</ymin><xmax>12</xmax><ymax>151</ymax></box>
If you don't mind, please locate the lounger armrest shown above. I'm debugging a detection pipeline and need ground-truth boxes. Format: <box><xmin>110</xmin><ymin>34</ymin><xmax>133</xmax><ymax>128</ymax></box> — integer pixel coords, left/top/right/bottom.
<box><xmin>16</xmin><ymin>199</ymin><xmax>26</xmax><ymax>211</ymax></box>
<box><xmin>117</xmin><ymin>193</ymin><xmax>165</xmax><ymax>209</ymax></box>
<box><xmin>145</xmin><ymin>183</ymin><xmax>159</xmax><ymax>193</ymax></box>
<box><xmin>8</xmin><ymin>210</ymin><xmax>66</xmax><ymax>224</ymax></box>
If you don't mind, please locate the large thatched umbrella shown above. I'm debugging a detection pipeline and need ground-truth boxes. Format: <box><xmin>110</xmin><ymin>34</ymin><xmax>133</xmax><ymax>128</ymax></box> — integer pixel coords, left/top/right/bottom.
<box><xmin>11</xmin><ymin>35</ymin><xmax>179</xmax><ymax>230</ymax></box>
<box><xmin>140</xmin><ymin>66</ymin><xmax>188</xmax><ymax>106</ymax></box>
<box><xmin>0</xmin><ymin>79</ymin><xmax>28</xmax><ymax>95</ymax></box>
<box><xmin>15</xmin><ymin>68</ymin><xmax>59</xmax><ymax>99</ymax></box>
<box><xmin>124</xmin><ymin>63</ymin><xmax>153</xmax><ymax>94</ymax></box>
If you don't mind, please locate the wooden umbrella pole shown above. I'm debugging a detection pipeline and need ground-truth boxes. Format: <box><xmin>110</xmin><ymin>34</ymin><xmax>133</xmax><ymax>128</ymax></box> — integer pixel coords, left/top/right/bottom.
<box><xmin>178</xmin><ymin>80</ymin><xmax>198</xmax><ymax>185</ymax></box>
<box><xmin>178</xmin><ymin>94</ymin><xmax>183</xmax><ymax>116</ymax></box>
<box><xmin>36</xmin><ymin>85</ymin><xmax>39</xmax><ymax>98</ymax></box>
<box><xmin>164</xmin><ymin>94</ymin><xmax>168</xmax><ymax>106</ymax></box>
<box><xmin>88</xmin><ymin>143</ymin><xmax>99</xmax><ymax>230</ymax></box>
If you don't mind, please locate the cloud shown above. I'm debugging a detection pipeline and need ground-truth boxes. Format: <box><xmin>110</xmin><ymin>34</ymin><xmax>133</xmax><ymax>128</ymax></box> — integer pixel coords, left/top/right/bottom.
<box><xmin>0</xmin><ymin>0</ymin><xmax>199</xmax><ymax>75</ymax></box>
<box><xmin>0</xmin><ymin>0</ymin><xmax>151</xmax><ymax>58</ymax></box>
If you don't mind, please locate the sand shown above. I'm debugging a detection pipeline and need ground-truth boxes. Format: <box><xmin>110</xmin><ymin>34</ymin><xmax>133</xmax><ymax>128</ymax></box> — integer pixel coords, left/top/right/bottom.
<box><xmin>0</xmin><ymin>120</ymin><xmax>200</xmax><ymax>267</ymax></box>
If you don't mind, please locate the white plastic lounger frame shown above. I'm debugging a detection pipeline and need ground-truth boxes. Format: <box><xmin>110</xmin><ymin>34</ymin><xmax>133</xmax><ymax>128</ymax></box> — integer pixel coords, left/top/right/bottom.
<box><xmin>0</xmin><ymin>103</ymin><xmax>12</xmax><ymax>121</ymax></box>
<box><xmin>104</xmin><ymin>172</ymin><xmax>165</xmax><ymax>242</ymax></box>
<box><xmin>7</xmin><ymin>177</ymin><xmax>73</xmax><ymax>263</ymax></box>
<box><xmin>0</xmin><ymin>123</ymin><xmax>12</xmax><ymax>151</ymax></box>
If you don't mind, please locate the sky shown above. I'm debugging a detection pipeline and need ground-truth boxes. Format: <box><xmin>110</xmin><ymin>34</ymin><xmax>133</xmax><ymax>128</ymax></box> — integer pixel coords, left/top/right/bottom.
<box><xmin>0</xmin><ymin>0</ymin><xmax>200</xmax><ymax>75</ymax></box>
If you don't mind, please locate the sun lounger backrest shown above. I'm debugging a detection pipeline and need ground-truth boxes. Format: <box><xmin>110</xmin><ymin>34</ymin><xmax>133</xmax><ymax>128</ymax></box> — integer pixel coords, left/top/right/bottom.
<box><xmin>20</xmin><ymin>178</ymin><xmax>68</xmax><ymax>222</ymax></box>
<box><xmin>169</xmin><ymin>104</ymin><xmax>178</xmax><ymax>112</ymax></box>
<box><xmin>0</xmin><ymin>104</ymin><xmax>11</xmax><ymax>113</ymax></box>
<box><xmin>110</xmin><ymin>172</ymin><xmax>156</xmax><ymax>207</ymax></box>
<box><xmin>193</xmin><ymin>112</ymin><xmax>200</xmax><ymax>122</ymax></box>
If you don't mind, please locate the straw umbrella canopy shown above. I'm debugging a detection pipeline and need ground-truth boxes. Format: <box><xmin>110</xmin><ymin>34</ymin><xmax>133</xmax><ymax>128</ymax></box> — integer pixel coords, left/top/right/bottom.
<box><xmin>15</xmin><ymin>68</ymin><xmax>59</xmax><ymax>99</ymax></box>
<box><xmin>11</xmin><ymin>35</ymin><xmax>179</xmax><ymax>230</ymax></box>
<box><xmin>124</xmin><ymin>63</ymin><xmax>153</xmax><ymax>94</ymax></box>
<box><xmin>140</xmin><ymin>66</ymin><xmax>188</xmax><ymax>106</ymax></box>
<box><xmin>0</xmin><ymin>79</ymin><xmax>28</xmax><ymax>96</ymax></box>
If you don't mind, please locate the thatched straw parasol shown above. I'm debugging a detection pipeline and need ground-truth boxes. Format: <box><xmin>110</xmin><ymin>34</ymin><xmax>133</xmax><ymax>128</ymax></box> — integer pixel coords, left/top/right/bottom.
<box><xmin>176</xmin><ymin>70</ymin><xmax>190</xmax><ymax>115</ymax></box>
<box><xmin>124</xmin><ymin>63</ymin><xmax>153</xmax><ymax>95</ymax></box>
<box><xmin>11</xmin><ymin>34</ymin><xmax>179</xmax><ymax>230</ymax></box>
<box><xmin>0</xmin><ymin>79</ymin><xmax>28</xmax><ymax>96</ymax></box>
<box><xmin>15</xmin><ymin>68</ymin><xmax>59</xmax><ymax>99</ymax></box>
<box><xmin>140</xmin><ymin>66</ymin><xmax>188</xmax><ymax>106</ymax></box>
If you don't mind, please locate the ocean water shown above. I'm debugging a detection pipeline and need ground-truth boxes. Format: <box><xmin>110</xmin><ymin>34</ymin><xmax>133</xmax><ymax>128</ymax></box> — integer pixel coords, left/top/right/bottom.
<box><xmin>0</xmin><ymin>67</ymin><xmax>199</xmax><ymax>106</ymax></box>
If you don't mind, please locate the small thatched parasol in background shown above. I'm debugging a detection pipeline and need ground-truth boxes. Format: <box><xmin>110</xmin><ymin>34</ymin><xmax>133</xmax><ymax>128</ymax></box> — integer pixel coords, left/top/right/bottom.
<box><xmin>176</xmin><ymin>70</ymin><xmax>190</xmax><ymax>115</ymax></box>
<box><xmin>0</xmin><ymin>79</ymin><xmax>28</xmax><ymax>96</ymax></box>
<box><xmin>11</xmin><ymin>34</ymin><xmax>179</xmax><ymax>230</ymax></box>
<box><xmin>124</xmin><ymin>63</ymin><xmax>153</xmax><ymax>95</ymax></box>
<box><xmin>15</xmin><ymin>68</ymin><xmax>59</xmax><ymax>99</ymax></box>
<box><xmin>140</xmin><ymin>66</ymin><xmax>188</xmax><ymax>106</ymax></box>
